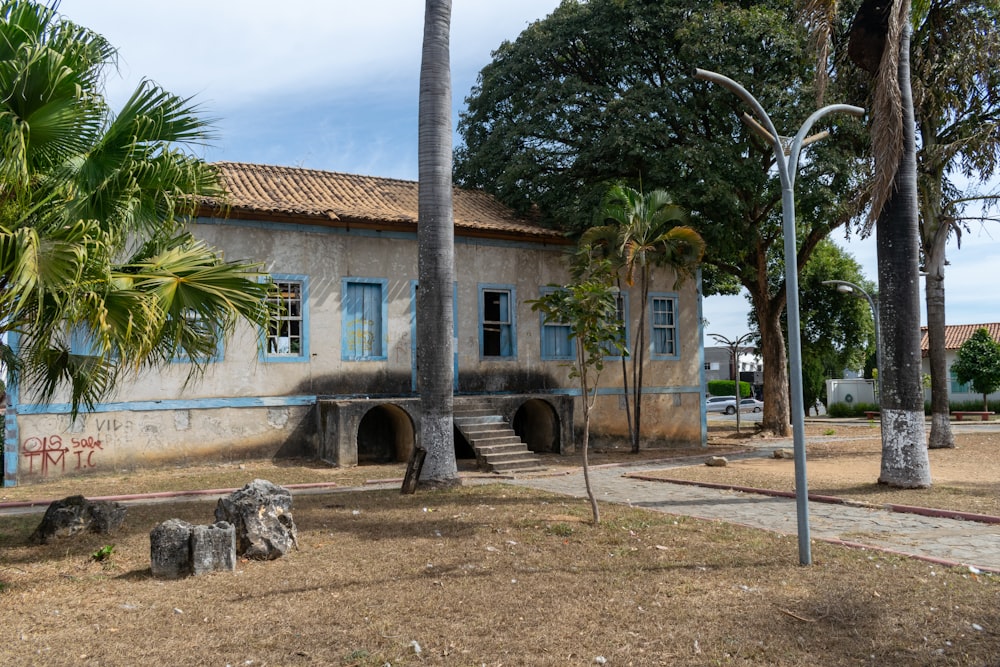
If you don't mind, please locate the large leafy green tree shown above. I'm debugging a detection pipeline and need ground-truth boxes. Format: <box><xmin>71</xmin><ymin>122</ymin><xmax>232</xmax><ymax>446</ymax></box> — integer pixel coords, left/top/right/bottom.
<box><xmin>581</xmin><ymin>185</ymin><xmax>704</xmax><ymax>452</ymax></box>
<box><xmin>0</xmin><ymin>0</ymin><xmax>274</xmax><ymax>414</ymax></box>
<box><xmin>456</xmin><ymin>0</ymin><xmax>867</xmax><ymax>437</ymax></box>
<box><xmin>911</xmin><ymin>1</ymin><xmax>1000</xmax><ymax>450</ymax></box>
<box><xmin>414</xmin><ymin>0</ymin><xmax>458</xmax><ymax>486</ymax></box>
<box><xmin>797</xmin><ymin>240</ymin><xmax>875</xmax><ymax>409</ymax></box>
<box><xmin>951</xmin><ymin>328</ymin><xmax>1000</xmax><ymax>412</ymax></box>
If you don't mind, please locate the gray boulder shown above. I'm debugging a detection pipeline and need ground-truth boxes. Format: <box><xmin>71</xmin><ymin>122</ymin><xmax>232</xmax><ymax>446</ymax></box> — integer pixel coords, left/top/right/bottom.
<box><xmin>30</xmin><ymin>495</ymin><xmax>127</xmax><ymax>544</ymax></box>
<box><xmin>192</xmin><ymin>522</ymin><xmax>237</xmax><ymax>575</ymax></box>
<box><xmin>150</xmin><ymin>519</ymin><xmax>194</xmax><ymax>579</ymax></box>
<box><xmin>214</xmin><ymin>479</ymin><xmax>298</xmax><ymax>560</ymax></box>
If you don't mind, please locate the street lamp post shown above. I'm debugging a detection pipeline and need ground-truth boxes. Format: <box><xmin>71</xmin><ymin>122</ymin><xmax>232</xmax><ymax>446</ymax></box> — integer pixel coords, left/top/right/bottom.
<box><xmin>709</xmin><ymin>332</ymin><xmax>755</xmax><ymax>434</ymax></box>
<box><xmin>695</xmin><ymin>68</ymin><xmax>864</xmax><ymax>566</ymax></box>
<box><xmin>822</xmin><ymin>279</ymin><xmax>880</xmax><ymax>398</ymax></box>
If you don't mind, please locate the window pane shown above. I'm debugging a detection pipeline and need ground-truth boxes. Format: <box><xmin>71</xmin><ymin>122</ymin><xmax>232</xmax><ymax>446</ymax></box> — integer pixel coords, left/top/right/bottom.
<box><xmin>345</xmin><ymin>281</ymin><xmax>383</xmax><ymax>359</ymax></box>
<box><xmin>483</xmin><ymin>289</ymin><xmax>513</xmax><ymax>357</ymax></box>
<box><xmin>268</xmin><ymin>280</ymin><xmax>304</xmax><ymax>357</ymax></box>
<box><xmin>651</xmin><ymin>296</ymin><xmax>677</xmax><ymax>356</ymax></box>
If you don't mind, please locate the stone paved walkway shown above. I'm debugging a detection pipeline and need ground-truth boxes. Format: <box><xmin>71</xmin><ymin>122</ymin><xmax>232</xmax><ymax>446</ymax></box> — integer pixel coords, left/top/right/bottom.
<box><xmin>508</xmin><ymin>462</ymin><xmax>1000</xmax><ymax>573</ymax></box>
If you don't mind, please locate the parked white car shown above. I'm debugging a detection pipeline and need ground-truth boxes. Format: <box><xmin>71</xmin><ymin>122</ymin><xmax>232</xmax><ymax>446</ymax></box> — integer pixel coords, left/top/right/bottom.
<box><xmin>706</xmin><ymin>396</ymin><xmax>763</xmax><ymax>415</ymax></box>
<box><xmin>705</xmin><ymin>395</ymin><xmax>738</xmax><ymax>414</ymax></box>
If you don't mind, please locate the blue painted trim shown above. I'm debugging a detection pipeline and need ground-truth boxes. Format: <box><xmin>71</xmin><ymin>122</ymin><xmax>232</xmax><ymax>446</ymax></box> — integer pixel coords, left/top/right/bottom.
<box><xmin>478</xmin><ymin>283</ymin><xmax>517</xmax><ymax>360</ymax></box>
<box><xmin>649</xmin><ymin>292</ymin><xmax>681</xmax><ymax>361</ymax></box>
<box><xmin>16</xmin><ymin>395</ymin><xmax>319</xmax><ymax>415</ymax></box>
<box><xmin>341</xmin><ymin>277</ymin><xmax>389</xmax><ymax>361</ymax></box>
<box><xmin>262</xmin><ymin>274</ymin><xmax>310</xmax><ymax>363</ymax></box>
<box><xmin>3</xmin><ymin>407</ymin><xmax>17</xmax><ymax>487</ymax></box>
<box><xmin>196</xmin><ymin>217</ymin><xmax>568</xmax><ymax>251</ymax></box>
<box><xmin>538</xmin><ymin>287</ymin><xmax>575</xmax><ymax>361</ymax></box>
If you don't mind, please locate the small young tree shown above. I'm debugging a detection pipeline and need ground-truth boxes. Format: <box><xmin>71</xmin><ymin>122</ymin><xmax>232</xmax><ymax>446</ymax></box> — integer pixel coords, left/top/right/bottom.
<box><xmin>529</xmin><ymin>259</ymin><xmax>623</xmax><ymax>524</ymax></box>
<box><xmin>951</xmin><ymin>328</ymin><xmax>1000</xmax><ymax>412</ymax></box>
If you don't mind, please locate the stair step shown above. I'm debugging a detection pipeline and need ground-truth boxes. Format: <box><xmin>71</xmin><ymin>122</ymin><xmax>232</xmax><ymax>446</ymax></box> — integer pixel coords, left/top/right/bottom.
<box><xmin>454</xmin><ymin>415</ymin><xmax>504</xmax><ymax>424</ymax></box>
<box><xmin>453</xmin><ymin>408</ymin><xmax>545</xmax><ymax>474</ymax></box>
<box><xmin>481</xmin><ymin>452</ymin><xmax>539</xmax><ymax>465</ymax></box>
<box><xmin>469</xmin><ymin>435</ymin><xmax>522</xmax><ymax>445</ymax></box>
<box><xmin>489</xmin><ymin>459</ymin><xmax>546</xmax><ymax>472</ymax></box>
<box><xmin>463</xmin><ymin>429</ymin><xmax>515</xmax><ymax>438</ymax></box>
<box><xmin>476</xmin><ymin>442</ymin><xmax>534</xmax><ymax>457</ymax></box>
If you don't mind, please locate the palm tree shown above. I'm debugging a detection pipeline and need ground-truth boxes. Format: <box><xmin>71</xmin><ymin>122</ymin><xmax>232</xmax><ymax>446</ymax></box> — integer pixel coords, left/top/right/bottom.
<box><xmin>0</xmin><ymin>0</ymin><xmax>274</xmax><ymax>414</ymax></box>
<box><xmin>912</xmin><ymin>1</ymin><xmax>1000</xmax><ymax>450</ymax></box>
<box><xmin>803</xmin><ymin>0</ymin><xmax>931</xmax><ymax>487</ymax></box>
<box><xmin>582</xmin><ymin>185</ymin><xmax>705</xmax><ymax>453</ymax></box>
<box><xmin>414</xmin><ymin>0</ymin><xmax>458</xmax><ymax>486</ymax></box>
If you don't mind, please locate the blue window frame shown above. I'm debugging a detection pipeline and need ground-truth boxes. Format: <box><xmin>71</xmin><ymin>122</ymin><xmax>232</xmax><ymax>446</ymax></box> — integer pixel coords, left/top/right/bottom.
<box><xmin>479</xmin><ymin>284</ymin><xmax>516</xmax><ymax>359</ymax></box>
<box><xmin>69</xmin><ymin>325</ymin><xmax>101</xmax><ymax>357</ymax></box>
<box><xmin>170</xmin><ymin>311</ymin><xmax>224</xmax><ymax>363</ymax></box>
<box><xmin>342</xmin><ymin>278</ymin><xmax>388</xmax><ymax>361</ymax></box>
<box><xmin>538</xmin><ymin>287</ymin><xmax>574</xmax><ymax>361</ymax></box>
<box><xmin>264</xmin><ymin>275</ymin><xmax>309</xmax><ymax>362</ymax></box>
<box><xmin>650</xmin><ymin>293</ymin><xmax>679</xmax><ymax>359</ymax></box>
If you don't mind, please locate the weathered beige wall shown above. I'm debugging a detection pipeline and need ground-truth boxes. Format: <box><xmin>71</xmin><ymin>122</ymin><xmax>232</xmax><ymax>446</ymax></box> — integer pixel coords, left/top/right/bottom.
<box><xmin>12</xmin><ymin>217</ymin><xmax>705</xmax><ymax>483</ymax></box>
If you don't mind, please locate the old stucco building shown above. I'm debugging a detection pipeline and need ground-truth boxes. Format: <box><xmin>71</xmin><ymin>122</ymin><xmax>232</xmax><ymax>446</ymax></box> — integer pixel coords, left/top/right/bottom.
<box><xmin>4</xmin><ymin>162</ymin><xmax>706</xmax><ymax>486</ymax></box>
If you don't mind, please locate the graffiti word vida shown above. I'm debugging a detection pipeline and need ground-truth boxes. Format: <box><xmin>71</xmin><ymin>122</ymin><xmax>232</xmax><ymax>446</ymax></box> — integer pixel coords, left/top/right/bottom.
<box><xmin>22</xmin><ymin>434</ymin><xmax>103</xmax><ymax>475</ymax></box>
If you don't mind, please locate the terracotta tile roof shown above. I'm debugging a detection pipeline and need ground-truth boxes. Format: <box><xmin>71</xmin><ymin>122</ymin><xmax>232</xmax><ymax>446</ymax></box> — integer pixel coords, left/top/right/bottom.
<box><xmin>200</xmin><ymin>161</ymin><xmax>567</xmax><ymax>243</ymax></box>
<box><xmin>920</xmin><ymin>323</ymin><xmax>1000</xmax><ymax>352</ymax></box>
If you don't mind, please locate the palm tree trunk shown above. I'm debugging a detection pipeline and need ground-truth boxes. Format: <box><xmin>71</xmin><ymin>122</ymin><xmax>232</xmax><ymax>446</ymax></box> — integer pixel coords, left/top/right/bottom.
<box><xmin>875</xmin><ymin>19</ymin><xmax>931</xmax><ymax>487</ymax></box>
<box><xmin>631</xmin><ymin>265</ymin><xmax>651</xmax><ymax>453</ymax></box>
<box><xmin>415</xmin><ymin>0</ymin><xmax>458</xmax><ymax>485</ymax></box>
<box><xmin>925</xmin><ymin>226</ymin><xmax>955</xmax><ymax>449</ymax></box>
<box><xmin>615</xmin><ymin>277</ymin><xmax>635</xmax><ymax>451</ymax></box>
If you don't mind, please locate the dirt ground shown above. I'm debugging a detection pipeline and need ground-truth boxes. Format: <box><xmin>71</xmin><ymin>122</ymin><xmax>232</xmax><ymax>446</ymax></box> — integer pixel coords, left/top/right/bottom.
<box><xmin>650</xmin><ymin>421</ymin><xmax>1000</xmax><ymax>517</ymax></box>
<box><xmin>2</xmin><ymin>420</ymin><xmax>1000</xmax><ymax>666</ymax></box>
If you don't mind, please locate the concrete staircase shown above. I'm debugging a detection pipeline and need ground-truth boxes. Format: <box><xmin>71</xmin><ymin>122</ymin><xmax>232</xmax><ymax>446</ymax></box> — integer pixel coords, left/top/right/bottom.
<box><xmin>453</xmin><ymin>406</ymin><xmax>545</xmax><ymax>474</ymax></box>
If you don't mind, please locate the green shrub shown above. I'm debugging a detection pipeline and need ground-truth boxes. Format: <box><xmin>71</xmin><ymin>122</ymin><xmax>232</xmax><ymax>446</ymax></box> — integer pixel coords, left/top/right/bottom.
<box><xmin>826</xmin><ymin>401</ymin><xmax>879</xmax><ymax>418</ymax></box>
<box><xmin>707</xmin><ymin>380</ymin><xmax>752</xmax><ymax>398</ymax></box>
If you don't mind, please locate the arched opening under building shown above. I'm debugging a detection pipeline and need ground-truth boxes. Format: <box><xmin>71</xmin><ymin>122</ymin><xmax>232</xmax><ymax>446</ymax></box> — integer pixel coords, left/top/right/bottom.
<box><xmin>512</xmin><ymin>399</ymin><xmax>560</xmax><ymax>453</ymax></box>
<box><xmin>357</xmin><ymin>404</ymin><xmax>415</xmax><ymax>464</ymax></box>
<box><xmin>453</xmin><ymin>425</ymin><xmax>477</xmax><ymax>461</ymax></box>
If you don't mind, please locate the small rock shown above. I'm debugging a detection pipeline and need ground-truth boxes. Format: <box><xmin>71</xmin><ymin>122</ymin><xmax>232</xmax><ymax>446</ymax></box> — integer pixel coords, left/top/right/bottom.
<box><xmin>773</xmin><ymin>448</ymin><xmax>795</xmax><ymax>459</ymax></box>
<box><xmin>705</xmin><ymin>456</ymin><xmax>728</xmax><ymax>467</ymax></box>
<box><xmin>30</xmin><ymin>496</ymin><xmax>127</xmax><ymax>544</ymax></box>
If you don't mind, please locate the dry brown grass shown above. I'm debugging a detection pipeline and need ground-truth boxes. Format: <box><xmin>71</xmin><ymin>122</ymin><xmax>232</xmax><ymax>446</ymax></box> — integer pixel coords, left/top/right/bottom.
<box><xmin>2</xmin><ymin>422</ymin><xmax>999</xmax><ymax>665</ymax></box>
<box><xmin>651</xmin><ymin>423</ymin><xmax>1000</xmax><ymax>517</ymax></box>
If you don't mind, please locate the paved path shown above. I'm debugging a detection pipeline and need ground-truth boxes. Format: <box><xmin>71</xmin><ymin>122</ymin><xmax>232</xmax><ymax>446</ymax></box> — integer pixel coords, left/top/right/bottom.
<box><xmin>509</xmin><ymin>461</ymin><xmax>1000</xmax><ymax>573</ymax></box>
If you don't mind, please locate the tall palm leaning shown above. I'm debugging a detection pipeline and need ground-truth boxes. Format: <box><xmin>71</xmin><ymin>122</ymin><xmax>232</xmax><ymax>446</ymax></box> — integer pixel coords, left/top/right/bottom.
<box><xmin>802</xmin><ymin>0</ymin><xmax>931</xmax><ymax>487</ymax></box>
<box><xmin>0</xmin><ymin>0</ymin><xmax>274</xmax><ymax>414</ymax></box>
<box><xmin>582</xmin><ymin>185</ymin><xmax>705</xmax><ymax>453</ymax></box>
<box><xmin>414</xmin><ymin>0</ymin><xmax>459</xmax><ymax>486</ymax></box>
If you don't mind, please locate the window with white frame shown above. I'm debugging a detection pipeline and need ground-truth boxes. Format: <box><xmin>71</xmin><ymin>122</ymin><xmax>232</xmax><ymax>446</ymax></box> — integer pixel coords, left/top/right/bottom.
<box><xmin>650</xmin><ymin>294</ymin><xmax>678</xmax><ymax>358</ymax></box>
<box><xmin>342</xmin><ymin>278</ymin><xmax>387</xmax><ymax>360</ymax></box>
<box><xmin>266</xmin><ymin>277</ymin><xmax>307</xmax><ymax>360</ymax></box>
<box><xmin>480</xmin><ymin>286</ymin><xmax>515</xmax><ymax>358</ymax></box>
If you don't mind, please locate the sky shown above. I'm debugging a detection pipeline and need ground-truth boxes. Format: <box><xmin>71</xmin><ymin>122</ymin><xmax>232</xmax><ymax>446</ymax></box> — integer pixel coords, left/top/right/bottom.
<box><xmin>57</xmin><ymin>0</ymin><xmax>1000</xmax><ymax>339</ymax></box>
